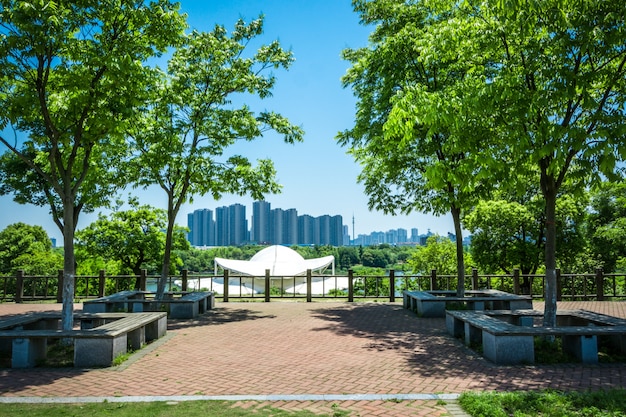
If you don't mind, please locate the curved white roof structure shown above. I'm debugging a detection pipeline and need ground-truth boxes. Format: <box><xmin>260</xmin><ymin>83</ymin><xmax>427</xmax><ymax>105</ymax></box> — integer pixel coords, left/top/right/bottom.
<box><xmin>214</xmin><ymin>245</ymin><xmax>335</xmax><ymax>276</ymax></box>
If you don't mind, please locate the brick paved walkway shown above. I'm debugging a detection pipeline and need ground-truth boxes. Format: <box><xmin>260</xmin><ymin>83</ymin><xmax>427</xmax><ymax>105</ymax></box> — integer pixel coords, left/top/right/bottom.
<box><xmin>1</xmin><ymin>300</ymin><xmax>625</xmax><ymax>416</ymax></box>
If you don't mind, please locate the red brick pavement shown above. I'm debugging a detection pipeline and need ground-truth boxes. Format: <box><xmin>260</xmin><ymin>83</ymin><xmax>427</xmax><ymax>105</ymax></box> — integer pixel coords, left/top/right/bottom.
<box><xmin>1</xmin><ymin>300</ymin><xmax>625</xmax><ymax>416</ymax></box>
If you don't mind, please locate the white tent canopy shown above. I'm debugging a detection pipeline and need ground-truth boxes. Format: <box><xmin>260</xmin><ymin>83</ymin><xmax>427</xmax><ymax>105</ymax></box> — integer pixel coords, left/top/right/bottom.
<box><xmin>214</xmin><ymin>245</ymin><xmax>335</xmax><ymax>276</ymax></box>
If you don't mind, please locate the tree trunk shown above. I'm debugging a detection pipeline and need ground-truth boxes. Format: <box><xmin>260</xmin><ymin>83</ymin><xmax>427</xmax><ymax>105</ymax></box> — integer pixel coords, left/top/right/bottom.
<box><xmin>61</xmin><ymin>200</ymin><xmax>76</xmax><ymax>334</ymax></box>
<box><xmin>451</xmin><ymin>205</ymin><xmax>465</xmax><ymax>297</ymax></box>
<box><xmin>156</xmin><ymin>199</ymin><xmax>177</xmax><ymax>301</ymax></box>
<box><xmin>541</xmin><ymin>172</ymin><xmax>558</xmax><ymax>328</ymax></box>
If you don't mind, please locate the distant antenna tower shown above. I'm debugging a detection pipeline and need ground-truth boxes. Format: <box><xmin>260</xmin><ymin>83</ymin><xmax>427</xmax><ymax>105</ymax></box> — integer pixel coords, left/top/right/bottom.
<box><xmin>352</xmin><ymin>214</ymin><xmax>355</xmax><ymax>245</ymax></box>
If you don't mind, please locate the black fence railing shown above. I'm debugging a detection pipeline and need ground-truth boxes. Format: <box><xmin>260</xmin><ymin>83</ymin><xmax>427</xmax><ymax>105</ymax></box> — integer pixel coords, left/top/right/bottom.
<box><xmin>1</xmin><ymin>268</ymin><xmax>625</xmax><ymax>303</ymax></box>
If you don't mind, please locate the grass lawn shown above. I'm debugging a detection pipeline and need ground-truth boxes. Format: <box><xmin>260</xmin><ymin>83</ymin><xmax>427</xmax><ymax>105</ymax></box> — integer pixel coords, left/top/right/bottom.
<box><xmin>0</xmin><ymin>401</ymin><xmax>351</xmax><ymax>417</ymax></box>
<box><xmin>459</xmin><ymin>389</ymin><xmax>626</xmax><ymax>417</ymax></box>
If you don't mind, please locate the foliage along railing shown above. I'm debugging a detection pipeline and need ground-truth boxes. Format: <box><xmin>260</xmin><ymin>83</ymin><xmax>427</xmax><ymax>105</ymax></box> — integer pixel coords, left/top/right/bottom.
<box><xmin>1</xmin><ymin>268</ymin><xmax>625</xmax><ymax>303</ymax></box>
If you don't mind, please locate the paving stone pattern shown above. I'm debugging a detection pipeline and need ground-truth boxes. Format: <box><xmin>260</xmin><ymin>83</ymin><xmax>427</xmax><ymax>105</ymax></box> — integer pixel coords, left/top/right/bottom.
<box><xmin>1</xmin><ymin>300</ymin><xmax>625</xmax><ymax>416</ymax></box>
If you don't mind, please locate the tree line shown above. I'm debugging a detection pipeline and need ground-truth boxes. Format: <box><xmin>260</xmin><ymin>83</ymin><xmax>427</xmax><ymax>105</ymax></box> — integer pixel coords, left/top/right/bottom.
<box><xmin>3</xmin><ymin>179</ymin><xmax>626</xmax><ymax>280</ymax></box>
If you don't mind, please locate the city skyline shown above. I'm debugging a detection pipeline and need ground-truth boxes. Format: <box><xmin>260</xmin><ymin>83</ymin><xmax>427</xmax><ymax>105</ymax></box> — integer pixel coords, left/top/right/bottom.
<box><xmin>187</xmin><ymin>201</ymin><xmax>440</xmax><ymax>247</ymax></box>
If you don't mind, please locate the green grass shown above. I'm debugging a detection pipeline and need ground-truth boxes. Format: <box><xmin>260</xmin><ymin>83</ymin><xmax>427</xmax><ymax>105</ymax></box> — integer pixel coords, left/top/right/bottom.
<box><xmin>459</xmin><ymin>389</ymin><xmax>626</xmax><ymax>417</ymax></box>
<box><xmin>0</xmin><ymin>401</ymin><xmax>346</xmax><ymax>417</ymax></box>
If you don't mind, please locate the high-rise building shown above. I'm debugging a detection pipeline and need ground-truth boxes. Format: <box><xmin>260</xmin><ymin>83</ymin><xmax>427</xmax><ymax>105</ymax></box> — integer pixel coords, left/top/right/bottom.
<box><xmin>270</xmin><ymin>208</ymin><xmax>284</xmax><ymax>244</ymax></box>
<box><xmin>229</xmin><ymin>203</ymin><xmax>248</xmax><ymax>245</ymax></box>
<box><xmin>298</xmin><ymin>214</ymin><xmax>315</xmax><ymax>245</ymax></box>
<box><xmin>330</xmin><ymin>215</ymin><xmax>343</xmax><ymax>246</ymax></box>
<box><xmin>187</xmin><ymin>209</ymin><xmax>215</xmax><ymax>246</ymax></box>
<box><xmin>283</xmin><ymin>208</ymin><xmax>298</xmax><ymax>245</ymax></box>
<box><xmin>215</xmin><ymin>206</ymin><xmax>229</xmax><ymax>246</ymax></box>
<box><xmin>251</xmin><ymin>201</ymin><xmax>271</xmax><ymax>244</ymax></box>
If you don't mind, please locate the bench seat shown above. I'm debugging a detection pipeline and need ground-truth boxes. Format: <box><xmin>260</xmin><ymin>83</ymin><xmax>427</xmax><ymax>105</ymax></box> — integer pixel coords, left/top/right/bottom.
<box><xmin>403</xmin><ymin>290</ymin><xmax>532</xmax><ymax>317</ymax></box>
<box><xmin>0</xmin><ymin>312</ymin><xmax>167</xmax><ymax>368</ymax></box>
<box><xmin>446</xmin><ymin>310</ymin><xmax>626</xmax><ymax>364</ymax></box>
<box><xmin>82</xmin><ymin>290</ymin><xmax>145</xmax><ymax>313</ymax></box>
<box><xmin>84</xmin><ymin>290</ymin><xmax>214</xmax><ymax>319</ymax></box>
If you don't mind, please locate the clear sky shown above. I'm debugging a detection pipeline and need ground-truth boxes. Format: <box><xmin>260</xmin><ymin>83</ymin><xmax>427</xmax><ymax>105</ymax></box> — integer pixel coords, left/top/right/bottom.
<box><xmin>0</xmin><ymin>0</ymin><xmax>455</xmax><ymax>243</ymax></box>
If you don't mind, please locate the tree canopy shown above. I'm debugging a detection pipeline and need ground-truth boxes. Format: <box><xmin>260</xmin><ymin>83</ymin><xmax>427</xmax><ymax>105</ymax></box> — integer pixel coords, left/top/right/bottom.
<box><xmin>0</xmin><ymin>0</ymin><xmax>187</xmax><ymax>330</ymax></box>
<box><xmin>128</xmin><ymin>17</ymin><xmax>304</xmax><ymax>300</ymax></box>
<box><xmin>0</xmin><ymin>222</ymin><xmax>61</xmax><ymax>275</ymax></box>
<box><xmin>347</xmin><ymin>0</ymin><xmax>626</xmax><ymax>325</ymax></box>
<box><xmin>340</xmin><ymin>0</ymin><xmax>494</xmax><ymax>296</ymax></box>
<box><xmin>452</xmin><ymin>0</ymin><xmax>626</xmax><ymax>325</ymax></box>
<box><xmin>75</xmin><ymin>199</ymin><xmax>189</xmax><ymax>282</ymax></box>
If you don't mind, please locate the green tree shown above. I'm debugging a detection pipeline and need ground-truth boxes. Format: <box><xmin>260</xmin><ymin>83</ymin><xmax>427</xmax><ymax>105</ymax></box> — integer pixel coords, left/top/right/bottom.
<box><xmin>445</xmin><ymin>0</ymin><xmax>626</xmax><ymax>326</ymax></box>
<box><xmin>408</xmin><ymin>235</ymin><xmax>472</xmax><ymax>277</ymax></box>
<box><xmin>76</xmin><ymin>199</ymin><xmax>189</xmax><ymax>287</ymax></box>
<box><xmin>129</xmin><ymin>17</ymin><xmax>303</xmax><ymax>300</ymax></box>
<box><xmin>0</xmin><ymin>1</ymin><xmax>186</xmax><ymax>330</ymax></box>
<box><xmin>0</xmin><ymin>222</ymin><xmax>61</xmax><ymax>275</ymax></box>
<box><xmin>464</xmin><ymin>199</ymin><xmax>544</xmax><ymax>277</ymax></box>
<box><xmin>339</xmin><ymin>0</ymin><xmax>492</xmax><ymax>297</ymax></box>
<box><xmin>588</xmin><ymin>182</ymin><xmax>626</xmax><ymax>273</ymax></box>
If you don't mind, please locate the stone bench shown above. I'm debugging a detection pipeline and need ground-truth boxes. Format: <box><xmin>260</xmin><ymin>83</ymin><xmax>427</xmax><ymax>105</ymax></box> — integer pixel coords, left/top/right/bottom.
<box><xmin>0</xmin><ymin>312</ymin><xmax>167</xmax><ymax>368</ymax></box>
<box><xmin>84</xmin><ymin>291</ymin><xmax>215</xmax><ymax>319</ymax></box>
<box><xmin>403</xmin><ymin>290</ymin><xmax>533</xmax><ymax>317</ymax></box>
<box><xmin>82</xmin><ymin>290</ymin><xmax>145</xmax><ymax>313</ymax></box>
<box><xmin>446</xmin><ymin>309</ymin><xmax>626</xmax><ymax>364</ymax></box>
<box><xmin>167</xmin><ymin>291</ymin><xmax>214</xmax><ymax>319</ymax></box>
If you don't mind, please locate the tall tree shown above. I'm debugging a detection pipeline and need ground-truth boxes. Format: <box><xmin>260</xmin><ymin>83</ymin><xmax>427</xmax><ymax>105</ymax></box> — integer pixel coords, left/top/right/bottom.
<box><xmin>339</xmin><ymin>0</ymin><xmax>492</xmax><ymax>296</ymax></box>
<box><xmin>128</xmin><ymin>17</ymin><xmax>303</xmax><ymax>300</ymax></box>
<box><xmin>446</xmin><ymin>0</ymin><xmax>626</xmax><ymax>326</ymax></box>
<box><xmin>0</xmin><ymin>0</ymin><xmax>186</xmax><ymax>330</ymax></box>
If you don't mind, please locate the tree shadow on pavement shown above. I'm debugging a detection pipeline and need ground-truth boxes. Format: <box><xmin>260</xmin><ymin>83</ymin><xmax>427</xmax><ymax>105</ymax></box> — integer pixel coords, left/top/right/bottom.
<box><xmin>308</xmin><ymin>302</ymin><xmax>626</xmax><ymax>392</ymax></box>
<box><xmin>167</xmin><ymin>307</ymin><xmax>276</xmax><ymax>330</ymax></box>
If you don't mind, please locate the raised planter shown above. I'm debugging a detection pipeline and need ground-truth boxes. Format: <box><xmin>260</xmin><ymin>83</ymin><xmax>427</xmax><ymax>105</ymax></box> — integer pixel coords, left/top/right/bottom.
<box><xmin>403</xmin><ymin>289</ymin><xmax>533</xmax><ymax>318</ymax></box>
<box><xmin>0</xmin><ymin>312</ymin><xmax>167</xmax><ymax>368</ymax></box>
<box><xmin>83</xmin><ymin>291</ymin><xmax>215</xmax><ymax>319</ymax></box>
<box><xmin>446</xmin><ymin>309</ymin><xmax>626</xmax><ymax>364</ymax></box>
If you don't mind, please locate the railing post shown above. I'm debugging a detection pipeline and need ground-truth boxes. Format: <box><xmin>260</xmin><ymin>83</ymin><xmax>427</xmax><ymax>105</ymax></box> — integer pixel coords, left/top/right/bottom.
<box><xmin>265</xmin><ymin>269</ymin><xmax>271</xmax><ymax>302</ymax></box>
<box><xmin>472</xmin><ymin>268</ymin><xmax>479</xmax><ymax>290</ymax></box>
<box><xmin>98</xmin><ymin>269</ymin><xmax>106</xmax><ymax>297</ymax></box>
<box><xmin>56</xmin><ymin>270</ymin><xmax>63</xmax><ymax>303</ymax></box>
<box><xmin>223</xmin><ymin>270</ymin><xmax>229</xmax><ymax>302</ymax></box>
<box><xmin>182</xmin><ymin>269</ymin><xmax>188</xmax><ymax>292</ymax></box>
<box><xmin>513</xmin><ymin>269</ymin><xmax>521</xmax><ymax>295</ymax></box>
<box><xmin>595</xmin><ymin>268</ymin><xmax>605</xmax><ymax>301</ymax></box>
<box><xmin>15</xmin><ymin>270</ymin><xmax>24</xmax><ymax>303</ymax></box>
<box><xmin>140</xmin><ymin>269</ymin><xmax>147</xmax><ymax>291</ymax></box>
<box><xmin>348</xmin><ymin>269</ymin><xmax>354</xmax><ymax>302</ymax></box>
<box><xmin>307</xmin><ymin>269</ymin><xmax>312</xmax><ymax>302</ymax></box>
<box><xmin>430</xmin><ymin>269</ymin><xmax>438</xmax><ymax>291</ymax></box>
<box><xmin>389</xmin><ymin>269</ymin><xmax>395</xmax><ymax>302</ymax></box>
<box><xmin>556</xmin><ymin>268</ymin><xmax>562</xmax><ymax>301</ymax></box>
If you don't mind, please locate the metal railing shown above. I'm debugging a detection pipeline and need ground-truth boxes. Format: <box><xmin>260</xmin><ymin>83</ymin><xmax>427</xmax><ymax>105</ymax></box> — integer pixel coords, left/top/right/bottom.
<box><xmin>1</xmin><ymin>268</ymin><xmax>625</xmax><ymax>303</ymax></box>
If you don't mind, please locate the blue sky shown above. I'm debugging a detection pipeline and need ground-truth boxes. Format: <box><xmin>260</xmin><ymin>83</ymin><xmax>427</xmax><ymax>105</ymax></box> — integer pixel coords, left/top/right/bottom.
<box><xmin>0</xmin><ymin>0</ymin><xmax>454</xmax><ymax>243</ymax></box>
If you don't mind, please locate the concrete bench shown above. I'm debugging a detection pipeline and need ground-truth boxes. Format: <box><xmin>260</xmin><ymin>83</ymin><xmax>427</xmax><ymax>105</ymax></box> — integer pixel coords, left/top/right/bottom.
<box><xmin>403</xmin><ymin>290</ymin><xmax>532</xmax><ymax>317</ymax></box>
<box><xmin>82</xmin><ymin>290</ymin><xmax>145</xmax><ymax>313</ymax></box>
<box><xmin>127</xmin><ymin>291</ymin><xmax>214</xmax><ymax>319</ymax></box>
<box><xmin>84</xmin><ymin>290</ymin><xmax>214</xmax><ymax>319</ymax></box>
<box><xmin>446</xmin><ymin>309</ymin><xmax>626</xmax><ymax>364</ymax></box>
<box><xmin>0</xmin><ymin>312</ymin><xmax>167</xmax><ymax>368</ymax></box>
<box><xmin>167</xmin><ymin>291</ymin><xmax>214</xmax><ymax>319</ymax></box>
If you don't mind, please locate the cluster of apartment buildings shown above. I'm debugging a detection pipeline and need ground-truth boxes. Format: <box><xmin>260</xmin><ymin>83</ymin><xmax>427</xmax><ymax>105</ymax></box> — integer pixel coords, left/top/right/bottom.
<box><xmin>187</xmin><ymin>201</ymin><xmax>450</xmax><ymax>248</ymax></box>
<box><xmin>187</xmin><ymin>201</ymin><xmax>346</xmax><ymax>247</ymax></box>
